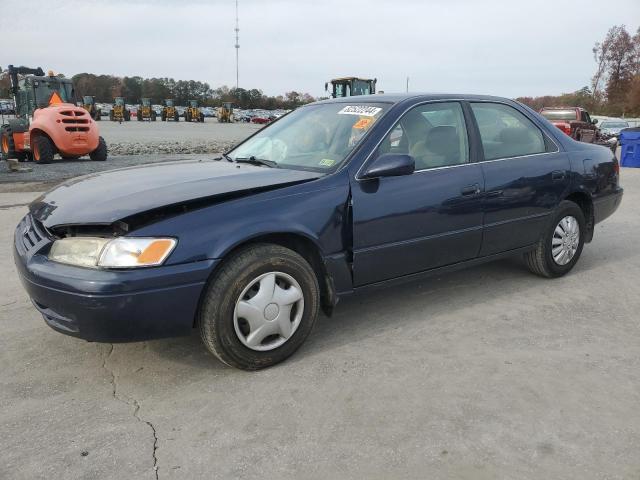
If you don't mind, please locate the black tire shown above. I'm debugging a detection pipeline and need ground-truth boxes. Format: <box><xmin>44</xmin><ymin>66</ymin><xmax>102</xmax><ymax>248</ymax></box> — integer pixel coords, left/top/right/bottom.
<box><xmin>524</xmin><ymin>200</ymin><xmax>586</xmax><ymax>278</ymax></box>
<box><xmin>1</xmin><ymin>124</ymin><xmax>28</xmax><ymax>161</ymax></box>
<box><xmin>174</xmin><ymin>113</ymin><xmax>179</xmax><ymax>122</ymax></box>
<box><xmin>161</xmin><ymin>111</ymin><xmax>166</xmax><ymax>121</ymax></box>
<box><xmin>94</xmin><ymin>111</ymin><xmax>101</xmax><ymax>121</ymax></box>
<box><xmin>185</xmin><ymin>111</ymin><xmax>191</xmax><ymax>122</ymax></box>
<box><xmin>89</xmin><ymin>136</ymin><xmax>107</xmax><ymax>161</ymax></box>
<box><xmin>125</xmin><ymin>111</ymin><xmax>131</xmax><ymax>121</ymax></box>
<box><xmin>32</xmin><ymin>136</ymin><xmax>55</xmax><ymax>164</ymax></box>
<box><xmin>1</xmin><ymin>125</ymin><xmax>16</xmax><ymax>160</ymax></box>
<box><xmin>137</xmin><ymin>112</ymin><xmax>142</xmax><ymax>121</ymax></box>
<box><xmin>109</xmin><ymin>111</ymin><xmax>114</xmax><ymax>121</ymax></box>
<box><xmin>151</xmin><ymin>112</ymin><xmax>157</xmax><ymax>121</ymax></box>
<box><xmin>200</xmin><ymin>113</ymin><xmax>205</xmax><ymax>123</ymax></box>
<box><xmin>199</xmin><ymin>244</ymin><xmax>320</xmax><ymax>370</ymax></box>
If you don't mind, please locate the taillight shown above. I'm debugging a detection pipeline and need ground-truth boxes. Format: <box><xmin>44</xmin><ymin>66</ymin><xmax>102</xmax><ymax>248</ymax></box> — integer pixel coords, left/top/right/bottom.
<box><xmin>613</xmin><ymin>157</ymin><xmax>620</xmax><ymax>175</ymax></box>
<box><xmin>557</xmin><ymin>123</ymin><xmax>572</xmax><ymax>136</ymax></box>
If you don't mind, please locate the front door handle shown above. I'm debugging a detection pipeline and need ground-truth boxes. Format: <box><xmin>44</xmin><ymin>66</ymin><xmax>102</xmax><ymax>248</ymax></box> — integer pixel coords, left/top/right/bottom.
<box><xmin>552</xmin><ymin>170</ymin><xmax>566</xmax><ymax>181</ymax></box>
<box><xmin>460</xmin><ymin>183</ymin><xmax>481</xmax><ymax>196</ymax></box>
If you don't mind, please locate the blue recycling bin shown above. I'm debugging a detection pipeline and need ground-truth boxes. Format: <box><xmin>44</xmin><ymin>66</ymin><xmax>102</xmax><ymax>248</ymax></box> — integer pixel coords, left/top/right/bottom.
<box><xmin>620</xmin><ymin>127</ymin><xmax>640</xmax><ymax>168</ymax></box>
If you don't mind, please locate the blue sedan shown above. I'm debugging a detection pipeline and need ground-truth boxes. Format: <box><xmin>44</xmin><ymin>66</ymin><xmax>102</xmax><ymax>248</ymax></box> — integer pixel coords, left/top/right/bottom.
<box><xmin>14</xmin><ymin>94</ymin><xmax>623</xmax><ymax>369</ymax></box>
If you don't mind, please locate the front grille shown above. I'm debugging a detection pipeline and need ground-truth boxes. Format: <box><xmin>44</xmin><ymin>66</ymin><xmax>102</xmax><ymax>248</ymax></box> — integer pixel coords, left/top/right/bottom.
<box><xmin>59</xmin><ymin>109</ymin><xmax>91</xmax><ymax>133</ymax></box>
<box><xmin>17</xmin><ymin>214</ymin><xmax>50</xmax><ymax>255</ymax></box>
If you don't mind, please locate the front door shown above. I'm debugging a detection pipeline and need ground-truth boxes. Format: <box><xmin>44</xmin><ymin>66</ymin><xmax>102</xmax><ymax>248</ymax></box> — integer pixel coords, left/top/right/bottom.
<box><xmin>351</xmin><ymin>101</ymin><xmax>485</xmax><ymax>286</ymax></box>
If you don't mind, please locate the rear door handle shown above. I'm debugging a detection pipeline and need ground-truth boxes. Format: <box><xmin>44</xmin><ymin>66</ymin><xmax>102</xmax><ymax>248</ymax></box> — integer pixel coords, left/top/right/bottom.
<box><xmin>460</xmin><ymin>183</ymin><xmax>481</xmax><ymax>196</ymax></box>
<box><xmin>552</xmin><ymin>170</ymin><xmax>566</xmax><ymax>181</ymax></box>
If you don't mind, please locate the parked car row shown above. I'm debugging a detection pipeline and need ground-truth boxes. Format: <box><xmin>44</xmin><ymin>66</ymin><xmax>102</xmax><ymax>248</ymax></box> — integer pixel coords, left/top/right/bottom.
<box><xmin>234</xmin><ymin>108</ymin><xmax>289</xmax><ymax>124</ymax></box>
<box><xmin>0</xmin><ymin>99</ymin><xmax>15</xmax><ymax>115</ymax></box>
<box><xmin>539</xmin><ymin>107</ymin><xmax>638</xmax><ymax>150</ymax></box>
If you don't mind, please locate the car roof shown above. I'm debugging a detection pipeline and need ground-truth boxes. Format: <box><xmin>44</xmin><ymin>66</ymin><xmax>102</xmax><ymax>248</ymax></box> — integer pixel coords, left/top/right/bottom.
<box><xmin>313</xmin><ymin>92</ymin><xmax>515</xmax><ymax>105</ymax></box>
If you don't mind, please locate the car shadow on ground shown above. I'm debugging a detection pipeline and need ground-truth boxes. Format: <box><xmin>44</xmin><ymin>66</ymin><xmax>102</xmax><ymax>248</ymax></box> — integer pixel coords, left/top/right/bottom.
<box><xmin>146</xmin><ymin>256</ymin><xmax>544</xmax><ymax>371</ymax></box>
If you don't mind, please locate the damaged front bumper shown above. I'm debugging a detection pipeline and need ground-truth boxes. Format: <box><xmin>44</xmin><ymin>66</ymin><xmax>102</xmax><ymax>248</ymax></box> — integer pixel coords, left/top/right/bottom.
<box><xmin>14</xmin><ymin>214</ymin><xmax>217</xmax><ymax>342</ymax></box>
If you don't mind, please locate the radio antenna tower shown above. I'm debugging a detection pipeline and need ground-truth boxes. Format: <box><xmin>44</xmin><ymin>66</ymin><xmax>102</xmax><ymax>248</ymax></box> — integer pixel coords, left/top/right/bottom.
<box><xmin>234</xmin><ymin>0</ymin><xmax>240</xmax><ymax>90</ymax></box>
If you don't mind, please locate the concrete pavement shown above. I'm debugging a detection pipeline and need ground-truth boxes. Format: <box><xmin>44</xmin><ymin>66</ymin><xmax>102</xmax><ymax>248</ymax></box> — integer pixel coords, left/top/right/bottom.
<box><xmin>1</xmin><ymin>170</ymin><xmax>640</xmax><ymax>479</ymax></box>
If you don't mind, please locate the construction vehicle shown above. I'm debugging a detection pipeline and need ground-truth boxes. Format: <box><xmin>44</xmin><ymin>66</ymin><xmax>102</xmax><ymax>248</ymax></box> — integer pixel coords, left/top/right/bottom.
<box><xmin>217</xmin><ymin>102</ymin><xmax>234</xmax><ymax>123</ymax></box>
<box><xmin>325</xmin><ymin>77</ymin><xmax>377</xmax><ymax>98</ymax></box>
<box><xmin>137</xmin><ymin>98</ymin><xmax>157</xmax><ymax>121</ymax></box>
<box><xmin>161</xmin><ymin>99</ymin><xmax>179</xmax><ymax>122</ymax></box>
<box><xmin>184</xmin><ymin>100</ymin><xmax>205</xmax><ymax>123</ymax></box>
<box><xmin>0</xmin><ymin>65</ymin><xmax>106</xmax><ymax>164</ymax></box>
<box><xmin>109</xmin><ymin>97</ymin><xmax>130</xmax><ymax>122</ymax></box>
<box><xmin>82</xmin><ymin>96</ymin><xmax>101</xmax><ymax>121</ymax></box>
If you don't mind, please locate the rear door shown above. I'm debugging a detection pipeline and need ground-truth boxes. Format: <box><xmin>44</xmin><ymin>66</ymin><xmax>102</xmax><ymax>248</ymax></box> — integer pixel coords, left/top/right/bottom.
<box><xmin>350</xmin><ymin>101</ymin><xmax>485</xmax><ymax>286</ymax></box>
<box><xmin>469</xmin><ymin>102</ymin><xmax>570</xmax><ymax>256</ymax></box>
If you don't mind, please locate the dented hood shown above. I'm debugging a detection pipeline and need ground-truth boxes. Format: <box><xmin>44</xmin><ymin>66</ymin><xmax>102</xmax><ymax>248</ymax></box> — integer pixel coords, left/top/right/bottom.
<box><xmin>30</xmin><ymin>159</ymin><xmax>322</xmax><ymax>228</ymax></box>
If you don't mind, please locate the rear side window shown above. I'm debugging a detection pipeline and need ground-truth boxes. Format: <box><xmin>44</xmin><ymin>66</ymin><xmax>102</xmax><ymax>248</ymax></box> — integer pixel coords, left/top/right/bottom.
<box><xmin>471</xmin><ymin>103</ymin><xmax>547</xmax><ymax>161</ymax></box>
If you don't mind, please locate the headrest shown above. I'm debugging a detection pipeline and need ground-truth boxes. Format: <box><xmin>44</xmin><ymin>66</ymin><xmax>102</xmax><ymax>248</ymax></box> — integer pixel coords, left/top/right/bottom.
<box><xmin>427</xmin><ymin>126</ymin><xmax>458</xmax><ymax>156</ymax></box>
<box><xmin>499</xmin><ymin>127</ymin><xmax>533</xmax><ymax>144</ymax></box>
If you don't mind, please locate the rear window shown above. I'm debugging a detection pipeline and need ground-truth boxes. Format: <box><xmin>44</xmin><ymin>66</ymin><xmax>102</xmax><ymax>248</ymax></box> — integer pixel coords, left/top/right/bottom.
<box><xmin>601</xmin><ymin>122</ymin><xmax>629</xmax><ymax>129</ymax></box>
<box><xmin>540</xmin><ymin>109</ymin><xmax>578</xmax><ymax>121</ymax></box>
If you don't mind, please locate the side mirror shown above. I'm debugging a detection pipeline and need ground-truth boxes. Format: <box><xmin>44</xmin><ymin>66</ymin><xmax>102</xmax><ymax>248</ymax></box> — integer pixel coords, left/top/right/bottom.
<box><xmin>360</xmin><ymin>153</ymin><xmax>415</xmax><ymax>180</ymax></box>
<box><xmin>592</xmin><ymin>118</ymin><xmax>598</xmax><ymax>125</ymax></box>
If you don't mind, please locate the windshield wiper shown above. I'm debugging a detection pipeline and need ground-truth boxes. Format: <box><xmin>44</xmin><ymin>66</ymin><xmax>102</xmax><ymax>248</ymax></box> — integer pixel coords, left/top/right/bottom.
<box><xmin>235</xmin><ymin>156</ymin><xmax>278</xmax><ymax>168</ymax></box>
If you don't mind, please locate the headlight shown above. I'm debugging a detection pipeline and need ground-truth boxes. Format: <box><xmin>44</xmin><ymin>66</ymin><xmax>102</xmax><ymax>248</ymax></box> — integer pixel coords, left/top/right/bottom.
<box><xmin>48</xmin><ymin>237</ymin><xmax>176</xmax><ymax>268</ymax></box>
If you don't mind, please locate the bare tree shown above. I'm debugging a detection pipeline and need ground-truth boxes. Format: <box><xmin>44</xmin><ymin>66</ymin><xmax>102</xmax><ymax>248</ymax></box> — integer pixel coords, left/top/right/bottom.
<box><xmin>592</xmin><ymin>26</ymin><xmax>618</xmax><ymax>98</ymax></box>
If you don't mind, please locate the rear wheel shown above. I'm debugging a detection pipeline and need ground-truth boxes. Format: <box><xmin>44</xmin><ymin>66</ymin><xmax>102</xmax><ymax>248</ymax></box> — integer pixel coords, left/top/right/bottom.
<box><xmin>32</xmin><ymin>136</ymin><xmax>55</xmax><ymax>164</ymax></box>
<box><xmin>199</xmin><ymin>244</ymin><xmax>320</xmax><ymax>370</ymax></box>
<box><xmin>90</xmin><ymin>136</ymin><xmax>107</xmax><ymax>161</ymax></box>
<box><xmin>524</xmin><ymin>200</ymin><xmax>585</xmax><ymax>278</ymax></box>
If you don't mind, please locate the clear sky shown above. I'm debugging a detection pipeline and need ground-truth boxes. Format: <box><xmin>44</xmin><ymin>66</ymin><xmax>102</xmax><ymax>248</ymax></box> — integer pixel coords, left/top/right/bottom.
<box><xmin>3</xmin><ymin>0</ymin><xmax>639</xmax><ymax>98</ymax></box>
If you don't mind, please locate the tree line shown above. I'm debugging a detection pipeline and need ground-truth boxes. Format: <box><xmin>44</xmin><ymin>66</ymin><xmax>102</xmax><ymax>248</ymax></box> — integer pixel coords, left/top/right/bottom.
<box><xmin>517</xmin><ymin>25</ymin><xmax>640</xmax><ymax>116</ymax></box>
<box><xmin>72</xmin><ymin>73</ymin><xmax>317</xmax><ymax>109</ymax></box>
<box><xmin>0</xmin><ymin>69</ymin><xmax>317</xmax><ymax>110</ymax></box>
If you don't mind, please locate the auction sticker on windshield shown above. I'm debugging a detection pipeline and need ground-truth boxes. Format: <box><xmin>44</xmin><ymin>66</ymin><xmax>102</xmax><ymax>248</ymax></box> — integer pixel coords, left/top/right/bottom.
<box><xmin>338</xmin><ymin>105</ymin><xmax>382</xmax><ymax>116</ymax></box>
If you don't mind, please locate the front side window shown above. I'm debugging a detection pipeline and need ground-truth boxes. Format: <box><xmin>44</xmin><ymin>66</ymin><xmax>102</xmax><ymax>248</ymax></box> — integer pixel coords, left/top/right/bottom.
<box><xmin>471</xmin><ymin>103</ymin><xmax>547</xmax><ymax>161</ymax></box>
<box><xmin>229</xmin><ymin>102</ymin><xmax>389</xmax><ymax>172</ymax></box>
<box><xmin>377</xmin><ymin>102</ymin><xmax>469</xmax><ymax>170</ymax></box>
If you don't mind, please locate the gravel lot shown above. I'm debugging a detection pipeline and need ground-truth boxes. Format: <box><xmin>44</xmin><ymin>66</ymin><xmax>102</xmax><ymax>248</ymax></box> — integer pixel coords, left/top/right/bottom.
<box><xmin>99</xmin><ymin>119</ymin><xmax>261</xmax><ymax>155</ymax></box>
<box><xmin>0</xmin><ymin>121</ymin><xmax>261</xmax><ymax>184</ymax></box>
<box><xmin>1</xmin><ymin>168</ymin><xmax>640</xmax><ymax>478</ymax></box>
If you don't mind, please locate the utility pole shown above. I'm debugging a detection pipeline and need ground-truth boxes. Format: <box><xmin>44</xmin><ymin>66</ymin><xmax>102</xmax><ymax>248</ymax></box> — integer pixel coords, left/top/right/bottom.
<box><xmin>235</xmin><ymin>0</ymin><xmax>240</xmax><ymax>90</ymax></box>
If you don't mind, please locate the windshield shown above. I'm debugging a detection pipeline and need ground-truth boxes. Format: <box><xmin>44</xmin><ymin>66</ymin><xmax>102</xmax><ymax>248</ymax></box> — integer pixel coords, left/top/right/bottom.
<box><xmin>352</xmin><ymin>80</ymin><xmax>373</xmax><ymax>96</ymax></box>
<box><xmin>541</xmin><ymin>109</ymin><xmax>577</xmax><ymax>121</ymax></box>
<box><xmin>228</xmin><ymin>102</ymin><xmax>389</xmax><ymax>172</ymax></box>
<box><xmin>33</xmin><ymin>78</ymin><xmax>75</xmax><ymax>107</ymax></box>
<box><xmin>601</xmin><ymin>122</ymin><xmax>628</xmax><ymax>129</ymax></box>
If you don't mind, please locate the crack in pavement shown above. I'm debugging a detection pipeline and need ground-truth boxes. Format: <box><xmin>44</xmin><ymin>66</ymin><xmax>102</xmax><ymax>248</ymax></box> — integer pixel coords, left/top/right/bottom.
<box><xmin>101</xmin><ymin>344</ymin><xmax>159</xmax><ymax>480</ymax></box>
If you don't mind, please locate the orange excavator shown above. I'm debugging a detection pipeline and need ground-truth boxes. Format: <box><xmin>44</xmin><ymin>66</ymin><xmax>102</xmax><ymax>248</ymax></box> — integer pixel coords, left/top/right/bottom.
<box><xmin>1</xmin><ymin>65</ymin><xmax>106</xmax><ymax>164</ymax></box>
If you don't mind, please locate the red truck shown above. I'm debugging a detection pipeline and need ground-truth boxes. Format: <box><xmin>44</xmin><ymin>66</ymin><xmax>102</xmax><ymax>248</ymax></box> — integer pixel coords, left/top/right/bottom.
<box><xmin>539</xmin><ymin>107</ymin><xmax>598</xmax><ymax>143</ymax></box>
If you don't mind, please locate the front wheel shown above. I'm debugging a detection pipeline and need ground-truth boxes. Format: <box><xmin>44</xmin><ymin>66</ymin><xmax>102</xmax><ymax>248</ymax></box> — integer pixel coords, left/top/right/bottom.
<box><xmin>199</xmin><ymin>244</ymin><xmax>320</xmax><ymax>370</ymax></box>
<box><xmin>524</xmin><ymin>200</ymin><xmax>586</xmax><ymax>278</ymax></box>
